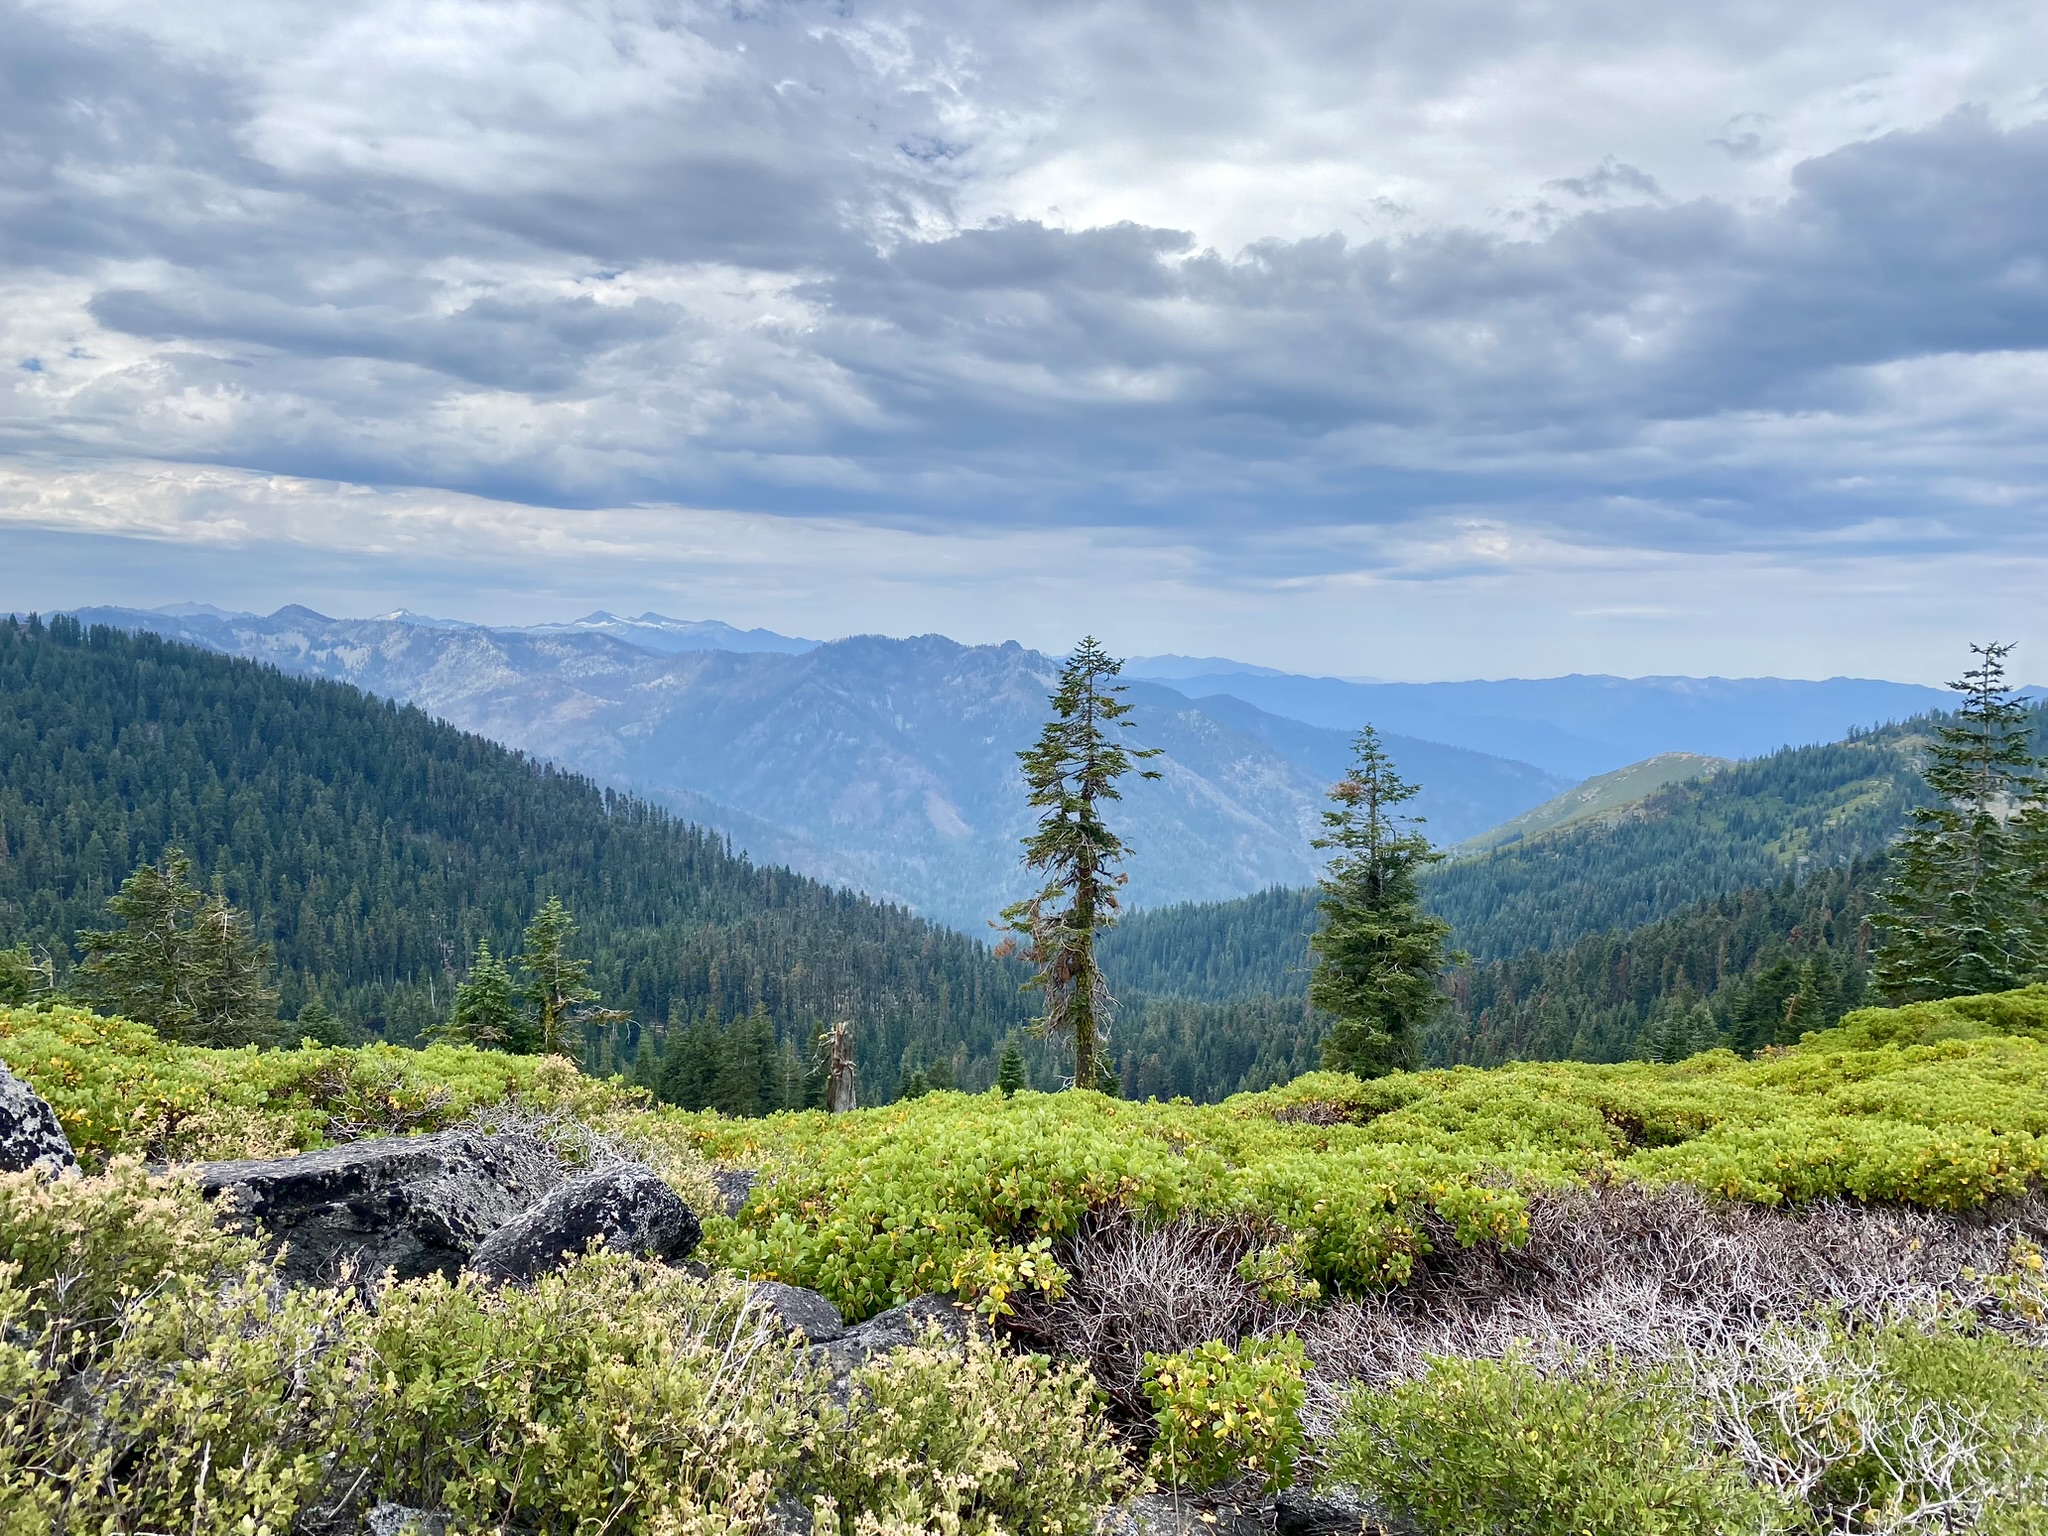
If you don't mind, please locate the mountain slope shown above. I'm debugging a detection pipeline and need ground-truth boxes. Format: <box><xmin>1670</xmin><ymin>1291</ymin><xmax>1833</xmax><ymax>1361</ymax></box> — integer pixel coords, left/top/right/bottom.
<box><xmin>1457</xmin><ymin>752</ymin><xmax>1728</xmax><ymax>854</ymax></box>
<box><xmin>1136</xmin><ymin>668</ymin><xmax>1954</xmax><ymax>780</ymax></box>
<box><xmin>1102</xmin><ymin>719</ymin><xmax>1957</xmax><ymax>1008</ymax></box>
<box><xmin>68</xmin><ymin>607</ymin><xmax>1565</xmax><ymax>930</ymax></box>
<box><xmin>1426</xmin><ymin>724</ymin><xmax>1939</xmax><ymax>960</ymax></box>
<box><xmin>0</xmin><ymin>615</ymin><xmax>1031</xmax><ymax>1079</ymax></box>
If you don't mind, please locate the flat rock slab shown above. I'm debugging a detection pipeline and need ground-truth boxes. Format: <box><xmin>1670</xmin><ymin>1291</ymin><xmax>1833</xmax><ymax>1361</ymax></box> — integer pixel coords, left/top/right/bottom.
<box><xmin>0</xmin><ymin>1062</ymin><xmax>75</xmax><ymax>1175</ymax></box>
<box><xmin>199</xmin><ymin>1130</ymin><xmax>564</xmax><ymax>1286</ymax></box>
<box><xmin>749</xmin><ymin>1280</ymin><xmax>846</xmax><ymax>1343</ymax></box>
<box><xmin>467</xmin><ymin>1163</ymin><xmax>701</xmax><ymax>1283</ymax></box>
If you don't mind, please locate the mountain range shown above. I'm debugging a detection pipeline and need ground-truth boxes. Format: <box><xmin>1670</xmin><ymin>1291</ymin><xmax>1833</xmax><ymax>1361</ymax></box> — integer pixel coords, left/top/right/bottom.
<box><xmin>65</xmin><ymin>606</ymin><xmax>1563</xmax><ymax>929</ymax></box>
<box><xmin>1127</xmin><ymin>666</ymin><xmax>1956</xmax><ymax>781</ymax></box>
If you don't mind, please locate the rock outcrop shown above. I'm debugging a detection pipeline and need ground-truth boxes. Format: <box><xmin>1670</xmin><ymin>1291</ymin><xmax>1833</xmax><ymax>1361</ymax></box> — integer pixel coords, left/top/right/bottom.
<box><xmin>749</xmin><ymin>1280</ymin><xmax>846</xmax><ymax>1343</ymax></box>
<box><xmin>812</xmin><ymin>1294</ymin><xmax>975</xmax><ymax>1398</ymax></box>
<box><xmin>0</xmin><ymin>1062</ymin><xmax>76</xmax><ymax>1174</ymax></box>
<box><xmin>198</xmin><ymin>1130</ymin><xmax>565</xmax><ymax>1285</ymax></box>
<box><xmin>466</xmin><ymin>1163</ymin><xmax>701</xmax><ymax>1283</ymax></box>
<box><xmin>711</xmin><ymin>1166</ymin><xmax>756</xmax><ymax>1216</ymax></box>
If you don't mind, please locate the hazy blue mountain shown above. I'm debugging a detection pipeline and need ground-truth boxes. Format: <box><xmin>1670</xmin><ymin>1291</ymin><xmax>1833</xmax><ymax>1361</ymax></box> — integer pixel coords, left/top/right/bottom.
<box><xmin>65</xmin><ymin>607</ymin><xmax>1563</xmax><ymax>930</ymax></box>
<box><xmin>1141</xmin><ymin>669</ymin><xmax>1954</xmax><ymax>780</ymax></box>
<box><xmin>510</xmin><ymin>611</ymin><xmax>817</xmax><ymax>654</ymax></box>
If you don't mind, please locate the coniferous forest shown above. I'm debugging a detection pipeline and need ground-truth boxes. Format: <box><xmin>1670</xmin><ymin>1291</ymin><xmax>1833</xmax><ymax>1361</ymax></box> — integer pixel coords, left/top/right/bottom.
<box><xmin>0</xmin><ymin>616</ymin><xmax>1035</xmax><ymax>1095</ymax></box>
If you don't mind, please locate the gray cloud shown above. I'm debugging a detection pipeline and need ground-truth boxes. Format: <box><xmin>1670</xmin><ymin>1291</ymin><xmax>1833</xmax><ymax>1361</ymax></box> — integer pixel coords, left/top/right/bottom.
<box><xmin>1</xmin><ymin>0</ymin><xmax>2045</xmax><ymax>623</ymax></box>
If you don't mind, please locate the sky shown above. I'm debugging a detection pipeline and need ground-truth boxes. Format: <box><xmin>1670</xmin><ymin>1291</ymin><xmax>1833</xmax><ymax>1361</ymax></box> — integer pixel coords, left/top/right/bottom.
<box><xmin>2</xmin><ymin>0</ymin><xmax>2046</xmax><ymax>682</ymax></box>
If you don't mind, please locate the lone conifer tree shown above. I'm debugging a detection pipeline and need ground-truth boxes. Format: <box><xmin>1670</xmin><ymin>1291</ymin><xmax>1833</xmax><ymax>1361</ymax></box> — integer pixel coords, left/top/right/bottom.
<box><xmin>998</xmin><ymin>637</ymin><xmax>1160</xmax><ymax>1091</ymax></box>
<box><xmin>1309</xmin><ymin>727</ymin><xmax>1456</xmax><ymax>1077</ymax></box>
<box><xmin>1873</xmin><ymin>643</ymin><xmax>2047</xmax><ymax>1001</ymax></box>
<box><xmin>996</xmin><ymin>1036</ymin><xmax>1026</xmax><ymax>1096</ymax></box>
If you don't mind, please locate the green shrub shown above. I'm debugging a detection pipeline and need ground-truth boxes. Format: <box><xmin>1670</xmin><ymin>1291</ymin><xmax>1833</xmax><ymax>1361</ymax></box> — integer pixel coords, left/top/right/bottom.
<box><xmin>1699</xmin><ymin>1317</ymin><xmax>2048</xmax><ymax>1534</ymax></box>
<box><xmin>0</xmin><ymin>1164</ymin><xmax>357</xmax><ymax>1536</ymax></box>
<box><xmin>1329</xmin><ymin>1354</ymin><xmax>1785</xmax><ymax>1536</ymax></box>
<box><xmin>350</xmin><ymin>1253</ymin><xmax>819</xmax><ymax>1533</ymax></box>
<box><xmin>0</xmin><ymin>1003</ymin><xmax>559</xmax><ymax>1164</ymax></box>
<box><xmin>0</xmin><ymin>1158</ymin><xmax>257</xmax><ymax>1352</ymax></box>
<box><xmin>1142</xmin><ymin>1335</ymin><xmax>1306</xmax><ymax>1494</ymax></box>
<box><xmin>802</xmin><ymin>1325</ymin><xmax>1132</xmax><ymax>1535</ymax></box>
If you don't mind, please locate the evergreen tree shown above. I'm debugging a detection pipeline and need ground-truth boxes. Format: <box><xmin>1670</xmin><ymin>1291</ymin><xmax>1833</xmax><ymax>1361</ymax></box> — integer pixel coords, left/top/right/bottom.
<box><xmin>75</xmin><ymin>850</ymin><xmax>277</xmax><ymax>1045</ymax></box>
<box><xmin>713</xmin><ymin>1003</ymin><xmax>776</xmax><ymax>1117</ymax></box>
<box><xmin>1777</xmin><ymin>952</ymin><xmax>1843</xmax><ymax>1043</ymax></box>
<box><xmin>1309</xmin><ymin>727</ymin><xmax>1457</xmax><ymax>1077</ymax></box>
<box><xmin>996</xmin><ymin>1036</ymin><xmax>1026</xmax><ymax>1096</ymax></box>
<box><xmin>188</xmin><ymin>879</ymin><xmax>281</xmax><ymax>1046</ymax></box>
<box><xmin>293</xmin><ymin>996</ymin><xmax>355</xmax><ymax>1047</ymax></box>
<box><xmin>439</xmin><ymin>940</ymin><xmax>526</xmax><ymax>1050</ymax></box>
<box><xmin>998</xmin><ymin>636</ymin><xmax>1160</xmax><ymax>1090</ymax></box>
<box><xmin>1873</xmin><ymin>643</ymin><xmax>2046</xmax><ymax>1001</ymax></box>
<box><xmin>0</xmin><ymin>944</ymin><xmax>53</xmax><ymax>1007</ymax></box>
<box><xmin>517</xmin><ymin>896</ymin><xmax>626</xmax><ymax>1060</ymax></box>
<box><xmin>632</xmin><ymin>1026</ymin><xmax>665</xmax><ymax>1096</ymax></box>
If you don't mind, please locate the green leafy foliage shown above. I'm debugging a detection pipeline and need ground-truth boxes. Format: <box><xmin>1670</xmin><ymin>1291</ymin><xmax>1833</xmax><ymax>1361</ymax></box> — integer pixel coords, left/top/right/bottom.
<box><xmin>1328</xmin><ymin>1354</ymin><xmax>1785</xmax><ymax>1536</ymax></box>
<box><xmin>1142</xmin><ymin>1335</ymin><xmax>1307</xmax><ymax>1493</ymax></box>
<box><xmin>352</xmin><ymin>1257</ymin><xmax>818</xmax><ymax>1533</ymax></box>
<box><xmin>802</xmin><ymin>1326</ymin><xmax>1132</xmax><ymax>1535</ymax></box>
<box><xmin>0</xmin><ymin>1003</ymin><xmax>566</xmax><ymax>1165</ymax></box>
<box><xmin>692</xmin><ymin>990</ymin><xmax>2048</xmax><ymax>1318</ymax></box>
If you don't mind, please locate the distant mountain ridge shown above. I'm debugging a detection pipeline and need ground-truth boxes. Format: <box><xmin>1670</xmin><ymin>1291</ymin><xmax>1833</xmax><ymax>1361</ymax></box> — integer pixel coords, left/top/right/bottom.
<box><xmin>65</xmin><ymin>606</ymin><xmax>1565</xmax><ymax>930</ymax></box>
<box><xmin>1457</xmin><ymin>752</ymin><xmax>1729</xmax><ymax>854</ymax></box>
<box><xmin>1135</xmin><ymin>669</ymin><xmax>1956</xmax><ymax>780</ymax></box>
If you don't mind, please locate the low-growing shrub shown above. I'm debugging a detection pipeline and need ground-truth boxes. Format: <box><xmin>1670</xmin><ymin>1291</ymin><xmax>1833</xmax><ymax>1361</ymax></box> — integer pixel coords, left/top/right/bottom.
<box><xmin>802</xmin><ymin>1325</ymin><xmax>1133</xmax><ymax>1535</ymax></box>
<box><xmin>1329</xmin><ymin>1353</ymin><xmax>1785</xmax><ymax>1536</ymax></box>
<box><xmin>1142</xmin><ymin>1335</ymin><xmax>1307</xmax><ymax>1494</ymax></box>
<box><xmin>1691</xmin><ymin>1317</ymin><xmax>2048</xmax><ymax>1534</ymax></box>
<box><xmin>351</xmin><ymin>1254</ymin><xmax>820</xmax><ymax>1533</ymax></box>
<box><xmin>0</xmin><ymin>1003</ymin><xmax>561</xmax><ymax>1164</ymax></box>
<box><xmin>0</xmin><ymin>1158</ymin><xmax>257</xmax><ymax>1352</ymax></box>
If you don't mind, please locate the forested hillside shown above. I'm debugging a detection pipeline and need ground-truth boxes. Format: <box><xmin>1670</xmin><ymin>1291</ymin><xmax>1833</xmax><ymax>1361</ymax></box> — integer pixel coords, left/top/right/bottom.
<box><xmin>0</xmin><ymin>616</ymin><xmax>1032</xmax><ymax>1086</ymax></box>
<box><xmin>1434</xmin><ymin>860</ymin><xmax>1881</xmax><ymax>1066</ymax></box>
<box><xmin>1425</xmin><ymin>724</ymin><xmax>1940</xmax><ymax>960</ymax></box>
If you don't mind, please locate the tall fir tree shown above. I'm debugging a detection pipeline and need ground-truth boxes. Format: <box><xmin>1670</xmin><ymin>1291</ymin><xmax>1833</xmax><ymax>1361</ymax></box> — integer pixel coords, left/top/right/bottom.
<box><xmin>1309</xmin><ymin>727</ymin><xmax>1457</xmax><ymax>1077</ymax></box>
<box><xmin>76</xmin><ymin>850</ymin><xmax>278</xmax><ymax>1046</ymax></box>
<box><xmin>998</xmin><ymin>636</ymin><xmax>1160</xmax><ymax>1090</ymax></box>
<box><xmin>1873</xmin><ymin>643</ymin><xmax>2047</xmax><ymax>1001</ymax></box>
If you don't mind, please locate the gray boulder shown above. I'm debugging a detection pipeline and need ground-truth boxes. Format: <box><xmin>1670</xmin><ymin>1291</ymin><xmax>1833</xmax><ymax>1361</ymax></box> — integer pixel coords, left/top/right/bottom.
<box><xmin>0</xmin><ymin>1061</ymin><xmax>75</xmax><ymax>1175</ymax></box>
<box><xmin>364</xmin><ymin>1505</ymin><xmax>450</xmax><ymax>1536</ymax></box>
<box><xmin>749</xmin><ymin>1280</ymin><xmax>846</xmax><ymax>1343</ymax></box>
<box><xmin>711</xmin><ymin>1165</ymin><xmax>757</xmax><ymax>1216</ymax></box>
<box><xmin>466</xmin><ymin>1163</ymin><xmax>700</xmax><ymax>1283</ymax></box>
<box><xmin>812</xmin><ymin>1294</ymin><xmax>975</xmax><ymax>1398</ymax></box>
<box><xmin>199</xmin><ymin>1130</ymin><xmax>564</xmax><ymax>1286</ymax></box>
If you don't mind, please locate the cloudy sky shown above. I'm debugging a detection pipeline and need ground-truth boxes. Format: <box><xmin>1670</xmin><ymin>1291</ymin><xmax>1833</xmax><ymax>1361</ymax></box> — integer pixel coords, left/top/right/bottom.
<box><xmin>2</xmin><ymin>0</ymin><xmax>2045</xmax><ymax>680</ymax></box>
